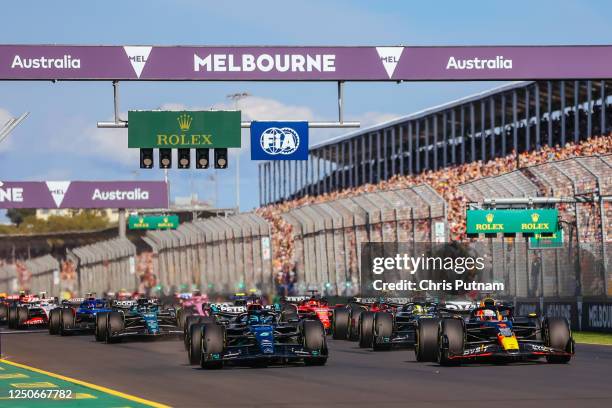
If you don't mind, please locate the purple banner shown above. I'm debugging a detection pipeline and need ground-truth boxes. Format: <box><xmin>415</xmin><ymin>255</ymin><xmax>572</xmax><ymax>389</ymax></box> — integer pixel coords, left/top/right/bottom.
<box><xmin>0</xmin><ymin>45</ymin><xmax>611</xmax><ymax>81</ymax></box>
<box><xmin>0</xmin><ymin>181</ymin><xmax>168</xmax><ymax>209</ymax></box>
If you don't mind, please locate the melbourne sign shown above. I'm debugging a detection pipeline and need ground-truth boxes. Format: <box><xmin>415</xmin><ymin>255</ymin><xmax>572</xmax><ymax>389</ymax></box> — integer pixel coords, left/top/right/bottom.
<box><xmin>2</xmin><ymin>45</ymin><xmax>612</xmax><ymax>81</ymax></box>
<box><xmin>466</xmin><ymin>209</ymin><xmax>558</xmax><ymax>234</ymax></box>
<box><xmin>0</xmin><ymin>181</ymin><xmax>168</xmax><ymax>209</ymax></box>
<box><xmin>250</xmin><ymin>121</ymin><xmax>308</xmax><ymax>160</ymax></box>
<box><xmin>128</xmin><ymin>111</ymin><xmax>241</xmax><ymax>148</ymax></box>
<box><xmin>128</xmin><ymin>214</ymin><xmax>178</xmax><ymax>230</ymax></box>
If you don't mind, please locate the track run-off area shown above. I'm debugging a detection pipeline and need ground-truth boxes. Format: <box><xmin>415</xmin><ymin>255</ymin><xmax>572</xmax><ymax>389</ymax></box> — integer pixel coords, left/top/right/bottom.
<box><xmin>1</xmin><ymin>329</ymin><xmax>611</xmax><ymax>408</ymax></box>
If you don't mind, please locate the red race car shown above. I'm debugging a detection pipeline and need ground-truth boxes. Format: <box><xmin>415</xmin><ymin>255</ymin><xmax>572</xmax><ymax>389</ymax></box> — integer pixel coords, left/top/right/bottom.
<box><xmin>332</xmin><ymin>297</ymin><xmax>405</xmax><ymax>341</ymax></box>
<box><xmin>284</xmin><ymin>293</ymin><xmax>337</xmax><ymax>332</ymax></box>
<box><xmin>6</xmin><ymin>292</ymin><xmax>59</xmax><ymax>329</ymax></box>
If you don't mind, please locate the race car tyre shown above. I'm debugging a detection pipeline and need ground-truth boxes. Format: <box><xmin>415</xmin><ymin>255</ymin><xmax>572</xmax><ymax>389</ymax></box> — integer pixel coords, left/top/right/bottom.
<box><xmin>280</xmin><ymin>303</ymin><xmax>299</xmax><ymax>322</ymax></box>
<box><xmin>302</xmin><ymin>320</ymin><xmax>327</xmax><ymax>366</ymax></box>
<box><xmin>177</xmin><ymin>308</ymin><xmax>193</xmax><ymax>331</ymax></box>
<box><xmin>0</xmin><ymin>304</ymin><xmax>7</xmax><ymax>323</ymax></box>
<box><xmin>184</xmin><ymin>315</ymin><xmax>205</xmax><ymax>350</ymax></box>
<box><xmin>16</xmin><ymin>306</ymin><xmax>29</xmax><ymax>329</ymax></box>
<box><xmin>437</xmin><ymin>318</ymin><xmax>464</xmax><ymax>366</ymax></box>
<box><xmin>415</xmin><ymin>318</ymin><xmax>439</xmax><ymax>362</ymax></box>
<box><xmin>106</xmin><ymin>311</ymin><xmax>124</xmax><ymax>344</ymax></box>
<box><xmin>7</xmin><ymin>306</ymin><xmax>16</xmax><ymax>329</ymax></box>
<box><xmin>544</xmin><ymin>317</ymin><xmax>572</xmax><ymax>364</ymax></box>
<box><xmin>95</xmin><ymin>312</ymin><xmax>109</xmax><ymax>342</ymax></box>
<box><xmin>59</xmin><ymin>308</ymin><xmax>75</xmax><ymax>336</ymax></box>
<box><xmin>200</xmin><ymin>323</ymin><xmax>225</xmax><ymax>369</ymax></box>
<box><xmin>372</xmin><ymin>312</ymin><xmax>393</xmax><ymax>351</ymax></box>
<box><xmin>358</xmin><ymin>311</ymin><xmax>375</xmax><ymax>348</ymax></box>
<box><xmin>48</xmin><ymin>308</ymin><xmax>61</xmax><ymax>335</ymax></box>
<box><xmin>188</xmin><ymin>323</ymin><xmax>204</xmax><ymax>365</ymax></box>
<box><xmin>332</xmin><ymin>307</ymin><xmax>350</xmax><ymax>340</ymax></box>
<box><xmin>348</xmin><ymin>305</ymin><xmax>366</xmax><ymax>341</ymax></box>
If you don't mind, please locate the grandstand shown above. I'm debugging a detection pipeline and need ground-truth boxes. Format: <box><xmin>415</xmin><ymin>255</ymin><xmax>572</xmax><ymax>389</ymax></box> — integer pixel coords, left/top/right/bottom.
<box><xmin>259</xmin><ymin>80</ymin><xmax>612</xmax><ymax>205</ymax></box>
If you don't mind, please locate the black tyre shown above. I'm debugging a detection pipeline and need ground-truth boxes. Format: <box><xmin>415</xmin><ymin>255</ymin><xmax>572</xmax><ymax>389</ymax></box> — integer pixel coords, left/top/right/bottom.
<box><xmin>7</xmin><ymin>306</ymin><xmax>16</xmax><ymax>329</ymax></box>
<box><xmin>372</xmin><ymin>312</ymin><xmax>393</xmax><ymax>351</ymax></box>
<box><xmin>348</xmin><ymin>305</ymin><xmax>366</xmax><ymax>341</ymax></box>
<box><xmin>95</xmin><ymin>312</ymin><xmax>109</xmax><ymax>342</ymax></box>
<box><xmin>184</xmin><ymin>315</ymin><xmax>208</xmax><ymax>350</ymax></box>
<box><xmin>302</xmin><ymin>320</ymin><xmax>327</xmax><ymax>366</ymax></box>
<box><xmin>544</xmin><ymin>317</ymin><xmax>572</xmax><ymax>363</ymax></box>
<box><xmin>188</xmin><ymin>323</ymin><xmax>204</xmax><ymax>365</ymax></box>
<box><xmin>16</xmin><ymin>306</ymin><xmax>29</xmax><ymax>329</ymax></box>
<box><xmin>332</xmin><ymin>307</ymin><xmax>350</xmax><ymax>340</ymax></box>
<box><xmin>437</xmin><ymin>318</ymin><xmax>465</xmax><ymax>366</ymax></box>
<box><xmin>59</xmin><ymin>308</ymin><xmax>75</xmax><ymax>336</ymax></box>
<box><xmin>281</xmin><ymin>303</ymin><xmax>299</xmax><ymax>322</ymax></box>
<box><xmin>177</xmin><ymin>308</ymin><xmax>193</xmax><ymax>331</ymax></box>
<box><xmin>48</xmin><ymin>308</ymin><xmax>61</xmax><ymax>335</ymax></box>
<box><xmin>415</xmin><ymin>318</ymin><xmax>439</xmax><ymax>362</ymax></box>
<box><xmin>358</xmin><ymin>311</ymin><xmax>375</xmax><ymax>348</ymax></box>
<box><xmin>200</xmin><ymin>323</ymin><xmax>225</xmax><ymax>369</ymax></box>
<box><xmin>0</xmin><ymin>304</ymin><xmax>8</xmax><ymax>323</ymax></box>
<box><xmin>106</xmin><ymin>311</ymin><xmax>124</xmax><ymax>344</ymax></box>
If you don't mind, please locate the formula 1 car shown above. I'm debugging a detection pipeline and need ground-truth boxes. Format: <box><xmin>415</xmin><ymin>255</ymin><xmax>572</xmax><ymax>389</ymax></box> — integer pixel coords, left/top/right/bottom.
<box><xmin>417</xmin><ymin>299</ymin><xmax>574</xmax><ymax>365</ymax></box>
<box><xmin>48</xmin><ymin>295</ymin><xmax>113</xmax><ymax>336</ymax></box>
<box><xmin>6</xmin><ymin>293</ymin><xmax>59</xmax><ymax>329</ymax></box>
<box><xmin>358</xmin><ymin>300</ymin><xmax>477</xmax><ymax>352</ymax></box>
<box><xmin>186</xmin><ymin>303</ymin><xmax>328</xmax><ymax>369</ymax></box>
<box><xmin>175</xmin><ymin>291</ymin><xmax>210</xmax><ymax>330</ymax></box>
<box><xmin>283</xmin><ymin>292</ymin><xmax>335</xmax><ymax>332</ymax></box>
<box><xmin>95</xmin><ymin>298</ymin><xmax>181</xmax><ymax>343</ymax></box>
<box><xmin>332</xmin><ymin>297</ymin><xmax>403</xmax><ymax>341</ymax></box>
<box><xmin>0</xmin><ymin>294</ymin><xmax>20</xmax><ymax>325</ymax></box>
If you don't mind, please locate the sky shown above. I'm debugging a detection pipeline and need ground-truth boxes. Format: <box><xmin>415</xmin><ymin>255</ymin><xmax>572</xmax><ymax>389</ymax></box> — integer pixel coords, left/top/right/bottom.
<box><xmin>1</xmin><ymin>0</ymin><xmax>612</xmax><ymax>217</ymax></box>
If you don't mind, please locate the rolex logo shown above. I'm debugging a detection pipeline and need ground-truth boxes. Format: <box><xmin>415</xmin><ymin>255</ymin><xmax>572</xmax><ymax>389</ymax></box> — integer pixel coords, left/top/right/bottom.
<box><xmin>177</xmin><ymin>113</ymin><xmax>193</xmax><ymax>132</ymax></box>
<box><xmin>531</xmin><ymin>213</ymin><xmax>540</xmax><ymax>223</ymax></box>
<box><xmin>486</xmin><ymin>213</ymin><xmax>494</xmax><ymax>223</ymax></box>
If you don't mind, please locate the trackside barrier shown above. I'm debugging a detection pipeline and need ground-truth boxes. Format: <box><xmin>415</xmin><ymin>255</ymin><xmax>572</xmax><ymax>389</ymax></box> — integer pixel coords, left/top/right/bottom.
<box><xmin>459</xmin><ymin>154</ymin><xmax>611</xmax><ymax>300</ymax></box>
<box><xmin>515</xmin><ymin>298</ymin><xmax>612</xmax><ymax>333</ymax></box>
<box><xmin>144</xmin><ymin>212</ymin><xmax>273</xmax><ymax>295</ymax></box>
<box><xmin>67</xmin><ymin>238</ymin><xmax>137</xmax><ymax>296</ymax></box>
<box><xmin>0</xmin><ymin>263</ymin><xmax>17</xmax><ymax>294</ymax></box>
<box><xmin>281</xmin><ymin>184</ymin><xmax>448</xmax><ymax>295</ymax></box>
<box><xmin>24</xmin><ymin>255</ymin><xmax>61</xmax><ymax>297</ymax></box>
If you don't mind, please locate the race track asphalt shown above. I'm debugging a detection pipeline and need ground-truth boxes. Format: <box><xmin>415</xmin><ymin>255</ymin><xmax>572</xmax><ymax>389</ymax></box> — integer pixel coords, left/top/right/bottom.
<box><xmin>1</xmin><ymin>327</ymin><xmax>611</xmax><ymax>408</ymax></box>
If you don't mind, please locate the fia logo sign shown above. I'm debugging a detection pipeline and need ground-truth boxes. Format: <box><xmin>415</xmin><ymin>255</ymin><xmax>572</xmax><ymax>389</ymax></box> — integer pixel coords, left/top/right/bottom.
<box><xmin>251</xmin><ymin>121</ymin><xmax>308</xmax><ymax>160</ymax></box>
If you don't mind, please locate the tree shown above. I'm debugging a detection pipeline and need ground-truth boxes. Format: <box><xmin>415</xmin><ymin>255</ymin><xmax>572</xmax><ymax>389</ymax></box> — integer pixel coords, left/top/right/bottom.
<box><xmin>6</xmin><ymin>209</ymin><xmax>36</xmax><ymax>225</ymax></box>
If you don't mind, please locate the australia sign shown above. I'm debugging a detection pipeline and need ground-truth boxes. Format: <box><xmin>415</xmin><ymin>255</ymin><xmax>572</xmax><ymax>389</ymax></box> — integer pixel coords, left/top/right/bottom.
<box><xmin>128</xmin><ymin>110</ymin><xmax>241</xmax><ymax>148</ymax></box>
<box><xmin>0</xmin><ymin>181</ymin><xmax>168</xmax><ymax>209</ymax></box>
<box><xmin>2</xmin><ymin>45</ymin><xmax>612</xmax><ymax>81</ymax></box>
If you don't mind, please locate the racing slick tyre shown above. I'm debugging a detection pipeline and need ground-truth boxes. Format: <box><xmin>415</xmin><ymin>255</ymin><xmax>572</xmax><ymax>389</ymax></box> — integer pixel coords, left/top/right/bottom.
<box><xmin>200</xmin><ymin>323</ymin><xmax>225</xmax><ymax>369</ymax></box>
<box><xmin>372</xmin><ymin>312</ymin><xmax>393</xmax><ymax>351</ymax></box>
<box><xmin>302</xmin><ymin>320</ymin><xmax>328</xmax><ymax>366</ymax></box>
<box><xmin>0</xmin><ymin>304</ymin><xmax>7</xmax><ymax>324</ymax></box>
<box><xmin>437</xmin><ymin>318</ymin><xmax>465</xmax><ymax>366</ymax></box>
<box><xmin>188</xmin><ymin>323</ymin><xmax>204</xmax><ymax>365</ymax></box>
<box><xmin>348</xmin><ymin>305</ymin><xmax>366</xmax><ymax>341</ymax></box>
<box><xmin>7</xmin><ymin>306</ymin><xmax>16</xmax><ymax>329</ymax></box>
<box><xmin>280</xmin><ymin>303</ymin><xmax>299</xmax><ymax>322</ymax></box>
<box><xmin>177</xmin><ymin>308</ymin><xmax>193</xmax><ymax>331</ymax></box>
<box><xmin>48</xmin><ymin>308</ymin><xmax>61</xmax><ymax>335</ymax></box>
<box><xmin>415</xmin><ymin>318</ymin><xmax>439</xmax><ymax>362</ymax></box>
<box><xmin>16</xmin><ymin>306</ymin><xmax>29</xmax><ymax>329</ymax></box>
<box><xmin>105</xmin><ymin>311</ymin><xmax>124</xmax><ymax>344</ymax></box>
<box><xmin>95</xmin><ymin>312</ymin><xmax>109</xmax><ymax>342</ymax></box>
<box><xmin>332</xmin><ymin>307</ymin><xmax>350</xmax><ymax>340</ymax></box>
<box><xmin>544</xmin><ymin>317</ymin><xmax>572</xmax><ymax>364</ymax></box>
<box><xmin>59</xmin><ymin>308</ymin><xmax>75</xmax><ymax>336</ymax></box>
<box><xmin>358</xmin><ymin>311</ymin><xmax>375</xmax><ymax>348</ymax></box>
<box><xmin>184</xmin><ymin>315</ymin><xmax>213</xmax><ymax>350</ymax></box>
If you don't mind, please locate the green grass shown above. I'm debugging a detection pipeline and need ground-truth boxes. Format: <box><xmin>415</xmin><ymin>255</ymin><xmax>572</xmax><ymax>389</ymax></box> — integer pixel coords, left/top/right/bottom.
<box><xmin>573</xmin><ymin>331</ymin><xmax>612</xmax><ymax>345</ymax></box>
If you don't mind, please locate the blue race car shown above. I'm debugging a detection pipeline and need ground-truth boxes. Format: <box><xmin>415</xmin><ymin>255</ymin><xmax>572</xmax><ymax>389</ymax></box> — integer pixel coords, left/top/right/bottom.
<box><xmin>48</xmin><ymin>296</ymin><xmax>112</xmax><ymax>336</ymax></box>
<box><xmin>95</xmin><ymin>298</ymin><xmax>181</xmax><ymax>343</ymax></box>
<box><xmin>186</xmin><ymin>303</ymin><xmax>328</xmax><ymax>369</ymax></box>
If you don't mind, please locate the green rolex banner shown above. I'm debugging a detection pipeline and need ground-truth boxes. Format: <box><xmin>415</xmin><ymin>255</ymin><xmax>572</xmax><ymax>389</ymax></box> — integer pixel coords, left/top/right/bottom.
<box><xmin>128</xmin><ymin>215</ymin><xmax>179</xmax><ymax>230</ymax></box>
<box><xmin>466</xmin><ymin>209</ymin><xmax>558</xmax><ymax>234</ymax></box>
<box><xmin>128</xmin><ymin>110</ymin><xmax>241</xmax><ymax>148</ymax></box>
<box><xmin>530</xmin><ymin>229</ymin><xmax>564</xmax><ymax>249</ymax></box>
